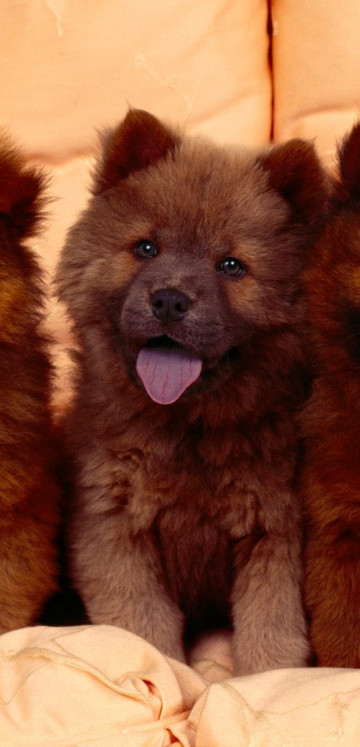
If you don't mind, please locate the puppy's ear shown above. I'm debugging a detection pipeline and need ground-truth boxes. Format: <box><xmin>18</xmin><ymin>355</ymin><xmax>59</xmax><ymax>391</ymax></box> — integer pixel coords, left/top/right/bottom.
<box><xmin>0</xmin><ymin>135</ymin><xmax>45</xmax><ymax>238</ymax></box>
<box><xmin>92</xmin><ymin>109</ymin><xmax>181</xmax><ymax>194</ymax></box>
<box><xmin>337</xmin><ymin>121</ymin><xmax>360</xmax><ymax>200</ymax></box>
<box><xmin>256</xmin><ymin>139</ymin><xmax>328</xmax><ymax>237</ymax></box>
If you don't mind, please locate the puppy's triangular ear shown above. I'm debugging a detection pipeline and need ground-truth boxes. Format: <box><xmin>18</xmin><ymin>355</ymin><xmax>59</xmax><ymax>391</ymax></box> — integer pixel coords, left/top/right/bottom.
<box><xmin>92</xmin><ymin>109</ymin><xmax>181</xmax><ymax>194</ymax></box>
<box><xmin>256</xmin><ymin>139</ymin><xmax>328</xmax><ymax>238</ymax></box>
<box><xmin>337</xmin><ymin>121</ymin><xmax>360</xmax><ymax>200</ymax></box>
<box><xmin>0</xmin><ymin>136</ymin><xmax>45</xmax><ymax>238</ymax></box>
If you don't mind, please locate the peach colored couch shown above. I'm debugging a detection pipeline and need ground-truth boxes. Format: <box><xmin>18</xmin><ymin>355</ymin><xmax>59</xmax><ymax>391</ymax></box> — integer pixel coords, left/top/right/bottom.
<box><xmin>1</xmin><ymin>1</ymin><xmax>360</xmax><ymax>743</ymax></box>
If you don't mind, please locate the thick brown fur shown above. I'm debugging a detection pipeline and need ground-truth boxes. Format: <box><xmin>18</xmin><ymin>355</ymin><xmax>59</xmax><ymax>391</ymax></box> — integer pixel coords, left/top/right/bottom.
<box><xmin>56</xmin><ymin>109</ymin><xmax>328</xmax><ymax>674</ymax></box>
<box><xmin>0</xmin><ymin>134</ymin><xmax>59</xmax><ymax>631</ymax></box>
<box><xmin>301</xmin><ymin>121</ymin><xmax>360</xmax><ymax>667</ymax></box>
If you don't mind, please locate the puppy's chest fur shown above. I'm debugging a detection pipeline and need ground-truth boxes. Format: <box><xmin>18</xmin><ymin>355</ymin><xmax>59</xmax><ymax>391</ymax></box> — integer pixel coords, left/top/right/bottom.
<box><xmin>99</xmin><ymin>417</ymin><xmax>263</xmax><ymax>620</ymax></box>
<box><xmin>81</xmin><ymin>406</ymin><xmax>294</xmax><ymax>609</ymax></box>
<box><xmin>106</xmin><ymin>415</ymin><xmax>263</xmax><ymax>532</ymax></box>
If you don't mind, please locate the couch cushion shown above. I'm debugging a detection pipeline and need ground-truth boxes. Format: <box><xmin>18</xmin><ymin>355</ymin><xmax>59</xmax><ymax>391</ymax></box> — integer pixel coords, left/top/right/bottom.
<box><xmin>271</xmin><ymin>0</ymin><xmax>360</xmax><ymax>168</ymax></box>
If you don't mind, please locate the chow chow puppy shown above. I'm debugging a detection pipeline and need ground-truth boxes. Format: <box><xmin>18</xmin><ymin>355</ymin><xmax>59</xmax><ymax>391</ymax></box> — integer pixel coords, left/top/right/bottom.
<box><xmin>301</xmin><ymin>121</ymin><xmax>360</xmax><ymax>667</ymax></box>
<box><xmin>0</xmin><ymin>134</ymin><xmax>59</xmax><ymax>631</ymax></box>
<box><xmin>56</xmin><ymin>109</ymin><xmax>327</xmax><ymax>674</ymax></box>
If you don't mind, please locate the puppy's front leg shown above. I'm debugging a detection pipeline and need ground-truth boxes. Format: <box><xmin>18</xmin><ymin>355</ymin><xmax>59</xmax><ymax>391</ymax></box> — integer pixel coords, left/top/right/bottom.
<box><xmin>69</xmin><ymin>509</ymin><xmax>185</xmax><ymax>661</ymax></box>
<box><xmin>231</xmin><ymin>530</ymin><xmax>309</xmax><ymax>674</ymax></box>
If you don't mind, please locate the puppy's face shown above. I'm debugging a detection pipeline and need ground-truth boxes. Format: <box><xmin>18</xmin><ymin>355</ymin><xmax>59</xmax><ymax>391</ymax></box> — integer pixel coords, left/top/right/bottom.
<box><xmin>57</xmin><ymin>110</ymin><xmax>327</xmax><ymax>404</ymax></box>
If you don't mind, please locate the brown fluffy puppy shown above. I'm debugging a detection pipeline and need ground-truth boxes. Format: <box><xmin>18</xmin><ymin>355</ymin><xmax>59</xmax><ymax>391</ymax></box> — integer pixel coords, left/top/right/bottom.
<box><xmin>0</xmin><ymin>135</ymin><xmax>59</xmax><ymax>631</ymax></box>
<box><xmin>56</xmin><ymin>109</ymin><xmax>328</xmax><ymax>674</ymax></box>
<box><xmin>302</xmin><ymin>121</ymin><xmax>360</xmax><ymax>667</ymax></box>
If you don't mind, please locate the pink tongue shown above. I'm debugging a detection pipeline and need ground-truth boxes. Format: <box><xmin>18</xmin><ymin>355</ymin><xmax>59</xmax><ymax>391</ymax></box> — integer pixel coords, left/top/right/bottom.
<box><xmin>136</xmin><ymin>344</ymin><xmax>202</xmax><ymax>405</ymax></box>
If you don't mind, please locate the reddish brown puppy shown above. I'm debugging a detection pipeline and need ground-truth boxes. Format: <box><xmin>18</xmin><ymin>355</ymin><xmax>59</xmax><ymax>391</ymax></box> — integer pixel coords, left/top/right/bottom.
<box><xmin>0</xmin><ymin>135</ymin><xmax>59</xmax><ymax>631</ymax></box>
<box><xmin>302</xmin><ymin>121</ymin><xmax>360</xmax><ymax>667</ymax></box>
<box><xmin>56</xmin><ymin>109</ymin><xmax>328</xmax><ymax>674</ymax></box>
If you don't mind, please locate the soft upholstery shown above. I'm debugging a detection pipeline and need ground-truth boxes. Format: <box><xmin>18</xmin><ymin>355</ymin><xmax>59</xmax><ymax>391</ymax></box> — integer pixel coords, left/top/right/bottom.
<box><xmin>271</xmin><ymin>0</ymin><xmax>360</xmax><ymax>166</ymax></box>
<box><xmin>1</xmin><ymin>626</ymin><xmax>360</xmax><ymax>746</ymax></box>
<box><xmin>1</xmin><ymin>1</ymin><xmax>360</xmax><ymax>743</ymax></box>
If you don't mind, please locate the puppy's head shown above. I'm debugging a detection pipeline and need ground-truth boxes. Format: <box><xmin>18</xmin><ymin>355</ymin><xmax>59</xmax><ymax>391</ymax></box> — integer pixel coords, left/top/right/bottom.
<box><xmin>303</xmin><ymin>121</ymin><xmax>360</xmax><ymax>376</ymax></box>
<box><xmin>57</xmin><ymin>109</ymin><xmax>327</xmax><ymax>404</ymax></box>
<box><xmin>0</xmin><ymin>133</ymin><xmax>46</xmax><ymax>339</ymax></box>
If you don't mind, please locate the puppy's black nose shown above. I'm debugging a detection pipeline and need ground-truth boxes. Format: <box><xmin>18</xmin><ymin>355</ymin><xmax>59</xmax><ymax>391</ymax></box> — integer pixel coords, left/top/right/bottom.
<box><xmin>151</xmin><ymin>288</ymin><xmax>191</xmax><ymax>322</ymax></box>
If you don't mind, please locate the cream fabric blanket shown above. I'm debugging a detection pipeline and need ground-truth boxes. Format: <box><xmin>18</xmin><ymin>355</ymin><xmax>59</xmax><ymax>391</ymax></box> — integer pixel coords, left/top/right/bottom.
<box><xmin>1</xmin><ymin>624</ymin><xmax>360</xmax><ymax>746</ymax></box>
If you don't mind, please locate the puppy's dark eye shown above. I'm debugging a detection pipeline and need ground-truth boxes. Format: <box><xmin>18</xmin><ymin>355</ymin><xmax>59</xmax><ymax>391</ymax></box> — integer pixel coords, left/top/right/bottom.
<box><xmin>134</xmin><ymin>239</ymin><xmax>158</xmax><ymax>259</ymax></box>
<box><xmin>217</xmin><ymin>257</ymin><xmax>247</xmax><ymax>278</ymax></box>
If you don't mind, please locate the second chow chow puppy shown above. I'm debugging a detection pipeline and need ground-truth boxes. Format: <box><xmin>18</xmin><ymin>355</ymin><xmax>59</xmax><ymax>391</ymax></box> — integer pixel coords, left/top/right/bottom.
<box><xmin>56</xmin><ymin>110</ymin><xmax>327</xmax><ymax>674</ymax></box>
<box><xmin>0</xmin><ymin>134</ymin><xmax>59</xmax><ymax>631</ymax></box>
<box><xmin>301</xmin><ymin>121</ymin><xmax>360</xmax><ymax>667</ymax></box>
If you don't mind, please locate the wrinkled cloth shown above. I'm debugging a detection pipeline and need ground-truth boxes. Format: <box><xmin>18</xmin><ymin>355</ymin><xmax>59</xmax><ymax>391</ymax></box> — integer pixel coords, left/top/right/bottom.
<box><xmin>1</xmin><ymin>625</ymin><xmax>360</xmax><ymax>746</ymax></box>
